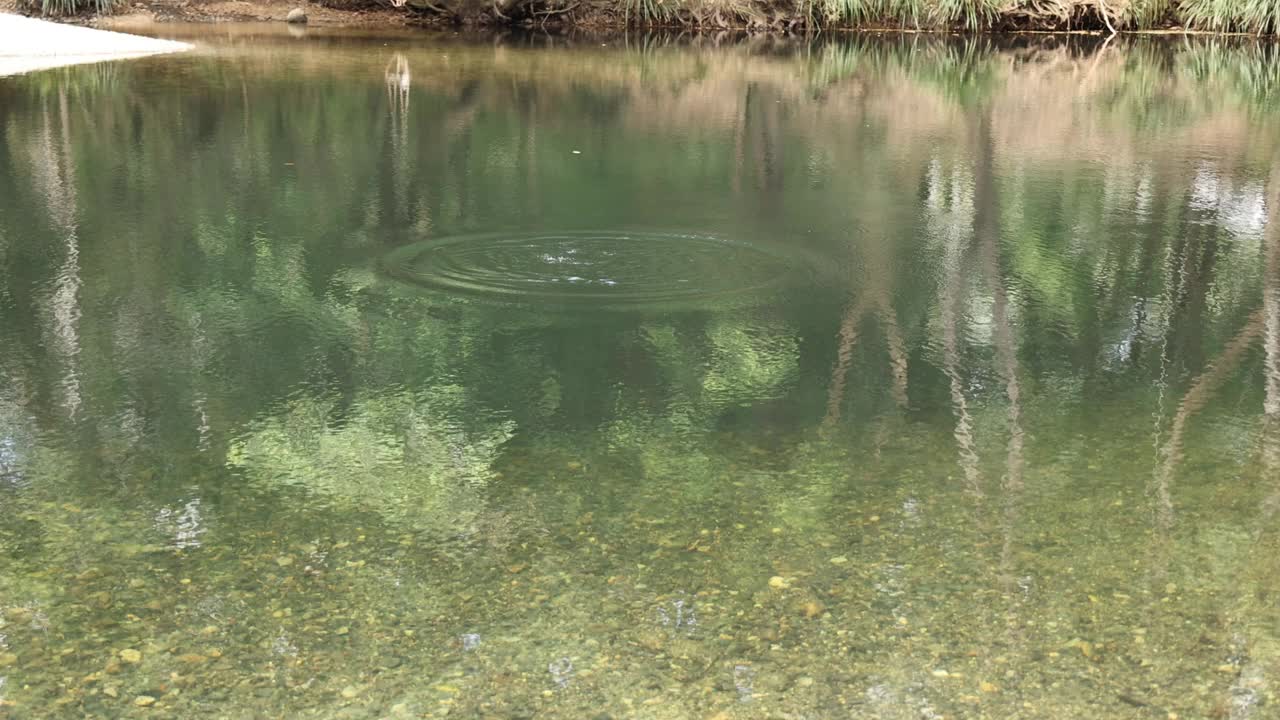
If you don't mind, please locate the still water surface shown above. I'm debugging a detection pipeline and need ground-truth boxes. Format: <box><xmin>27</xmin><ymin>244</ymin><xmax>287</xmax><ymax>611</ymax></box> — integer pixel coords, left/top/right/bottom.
<box><xmin>1</xmin><ymin>27</ymin><xmax>1280</xmax><ymax>719</ymax></box>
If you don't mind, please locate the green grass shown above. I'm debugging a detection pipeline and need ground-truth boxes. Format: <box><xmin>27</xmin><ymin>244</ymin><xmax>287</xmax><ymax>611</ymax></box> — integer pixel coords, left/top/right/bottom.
<box><xmin>929</xmin><ymin>0</ymin><xmax>1000</xmax><ymax>29</ymax></box>
<box><xmin>796</xmin><ymin>0</ymin><xmax>998</xmax><ymax>29</ymax></box>
<box><xmin>1181</xmin><ymin>0</ymin><xmax>1280</xmax><ymax>33</ymax></box>
<box><xmin>607</xmin><ymin>0</ymin><xmax>1280</xmax><ymax>31</ymax></box>
<box><xmin>1123</xmin><ymin>0</ymin><xmax>1176</xmax><ymax>28</ymax></box>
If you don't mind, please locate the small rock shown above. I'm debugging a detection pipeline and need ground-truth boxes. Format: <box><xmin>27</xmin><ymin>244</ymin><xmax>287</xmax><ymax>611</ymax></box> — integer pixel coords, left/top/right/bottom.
<box><xmin>341</xmin><ymin>685</ymin><xmax>359</xmax><ymax>699</ymax></box>
<box><xmin>829</xmin><ymin>556</ymin><xmax>849</xmax><ymax>565</ymax></box>
<box><xmin>119</xmin><ymin>649</ymin><xmax>142</xmax><ymax>664</ymax></box>
<box><xmin>276</xmin><ymin>556</ymin><xmax>294</xmax><ymax>567</ymax></box>
<box><xmin>800</xmin><ymin>600</ymin><xmax>825</xmax><ymax>618</ymax></box>
<box><xmin>103</xmin><ymin>686</ymin><xmax>119</xmax><ymax>698</ymax></box>
<box><xmin>768</xmin><ymin>576</ymin><xmax>791</xmax><ymax>590</ymax></box>
<box><xmin>134</xmin><ymin>695</ymin><xmax>156</xmax><ymax>707</ymax></box>
<box><xmin>636</xmin><ymin>631</ymin><xmax>665</xmax><ymax>652</ymax></box>
<box><xmin>285</xmin><ymin>7</ymin><xmax>307</xmax><ymax>23</ymax></box>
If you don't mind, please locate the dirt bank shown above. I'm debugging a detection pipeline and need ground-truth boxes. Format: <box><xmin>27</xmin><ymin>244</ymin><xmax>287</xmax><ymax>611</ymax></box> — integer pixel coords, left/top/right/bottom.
<box><xmin>100</xmin><ymin>0</ymin><xmax>412</xmax><ymax>27</ymax></box>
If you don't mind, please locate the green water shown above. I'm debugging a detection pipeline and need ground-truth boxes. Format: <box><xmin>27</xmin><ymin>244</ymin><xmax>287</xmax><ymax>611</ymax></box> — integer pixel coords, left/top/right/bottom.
<box><xmin>2</xmin><ymin>28</ymin><xmax>1280</xmax><ymax>719</ymax></box>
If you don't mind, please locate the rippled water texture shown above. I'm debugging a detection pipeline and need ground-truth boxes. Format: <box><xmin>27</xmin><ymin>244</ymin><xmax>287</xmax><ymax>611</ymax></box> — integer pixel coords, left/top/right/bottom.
<box><xmin>383</xmin><ymin>231</ymin><xmax>803</xmax><ymax>307</ymax></box>
<box><xmin>2</xmin><ymin>27</ymin><xmax>1280</xmax><ymax>720</ymax></box>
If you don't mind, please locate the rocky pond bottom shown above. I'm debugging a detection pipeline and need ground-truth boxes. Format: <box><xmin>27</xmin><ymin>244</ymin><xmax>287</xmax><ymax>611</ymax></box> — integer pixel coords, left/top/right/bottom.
<box><xmin>2</xmin><ymin>25</ymin><xmax>1280</xmax><ymax>720</ymax></box>
<box><xmin>2</xmin><ymin>414</ymin><xmax>1277</xmax><ymax>719</ymax></box>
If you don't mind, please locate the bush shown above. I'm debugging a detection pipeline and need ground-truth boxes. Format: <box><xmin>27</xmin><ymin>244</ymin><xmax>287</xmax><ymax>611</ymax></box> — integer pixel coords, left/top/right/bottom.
<box><xmin>16</xmin><ymin>0</ymin><xmax>117</xmax><ymax>16</ymax></box>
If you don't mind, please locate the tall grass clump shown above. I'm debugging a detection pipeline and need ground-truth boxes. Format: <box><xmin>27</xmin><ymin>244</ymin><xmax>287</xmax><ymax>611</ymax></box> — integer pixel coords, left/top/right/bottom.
<box><xmin>632</xmin><ymin>0</ymin><xmax>1280</xmax><ymax>32</ymax></box>
<box><xmin>930</xmin><ymin>0</ymin><xmax>1000</xmax><ymax>29</ymax></box>
<box><xmin>1180</xmin><ymin>0</ymin><xmax>1280</xmax><ymax>33</ymax></box>
<box><xmin>623</xmin><ymin>0</ymin><xmax>681</xmax><ymax>24</ymax></box>
<box><xmin>1122</xmin><ymin>0</ymin><xmax>1175</xmax><ymax>28</ymax></box>
<box><xmin>810</xmin><ymin>0</ymin><xmax>999</xmax><ymax>29</ymax></box>
<box><xmin>16</xmin><ymin>0</ymin><xmax>116</xmax><ymax>16</ymax></box>
<box><xmin>812</xmin><ymin>0</ymin><xmax>907</xmax><ymax>27</ymax></box>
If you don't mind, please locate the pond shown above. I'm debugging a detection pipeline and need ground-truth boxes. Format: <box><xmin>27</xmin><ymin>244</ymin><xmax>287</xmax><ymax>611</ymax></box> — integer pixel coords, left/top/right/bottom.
<box><xmin>1</xmin><ymin>26</ymin><xmax>1279</xmax><ymax>719</ymax></box>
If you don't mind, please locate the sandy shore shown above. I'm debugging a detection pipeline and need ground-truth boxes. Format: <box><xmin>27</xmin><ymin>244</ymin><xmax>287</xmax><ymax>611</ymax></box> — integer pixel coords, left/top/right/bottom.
<box><xmin>0</xmin><ymin>12</ymin><xmax>191</xmax><ymax>76</ymax></box>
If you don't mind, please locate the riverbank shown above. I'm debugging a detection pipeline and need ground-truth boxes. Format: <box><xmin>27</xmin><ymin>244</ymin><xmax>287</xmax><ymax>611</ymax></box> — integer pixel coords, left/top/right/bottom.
<box><xmin>0</xmin><ymin>12</ymin><xmax>190</xmax><ymax>75</ymax></box>
<box><xmin>0</xmin><ymin>0</ymin><xmax>411</xmax><ymax>26</ymax></box>
<box><xmin>5</xmin><ymin>0</ymin><xmax>1280</xmax><ymax>33</ymax></box>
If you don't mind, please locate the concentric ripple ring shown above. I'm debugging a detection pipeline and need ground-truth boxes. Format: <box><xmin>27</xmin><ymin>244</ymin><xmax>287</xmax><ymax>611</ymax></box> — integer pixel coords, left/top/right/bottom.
<box><xmin>381</xmin><ymin>231</ymin><xmax>801</xmax><ymax>307</ymax></box>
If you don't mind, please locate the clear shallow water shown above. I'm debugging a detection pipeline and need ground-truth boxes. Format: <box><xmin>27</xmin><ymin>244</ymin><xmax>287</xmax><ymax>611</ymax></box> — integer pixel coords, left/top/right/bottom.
<box><xmin>1</xmin><ymin>28</ymin><xmax>1279</xmax><ymax>719</ymax></box>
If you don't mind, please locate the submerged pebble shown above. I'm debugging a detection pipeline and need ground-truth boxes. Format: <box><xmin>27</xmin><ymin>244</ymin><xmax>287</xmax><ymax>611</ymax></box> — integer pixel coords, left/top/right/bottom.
<box><xmin>549</xmin><ymin>657</ymin><xmax>574</xmax><ymax>688</ymax></box>
<box><xmin>733</xmin><ymin>664</ymin><xmax>755</xmax><ymax>703</ymax></box>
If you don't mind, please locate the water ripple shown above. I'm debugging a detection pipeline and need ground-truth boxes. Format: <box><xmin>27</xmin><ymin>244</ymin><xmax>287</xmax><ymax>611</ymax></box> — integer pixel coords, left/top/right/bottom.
<box><xmin>381</xmin><ymin>230</ymin><xmax>802</xmax><ymax>308</ymax></box>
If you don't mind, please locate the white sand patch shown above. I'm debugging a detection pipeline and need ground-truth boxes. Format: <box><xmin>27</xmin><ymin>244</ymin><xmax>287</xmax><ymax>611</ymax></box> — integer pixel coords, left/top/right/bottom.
<box><xmin>0</xmin><ymin>13</ymin><xmax>191</xmax><ymax>76</ymax></box>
